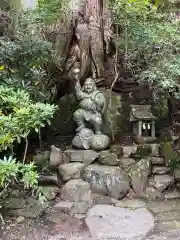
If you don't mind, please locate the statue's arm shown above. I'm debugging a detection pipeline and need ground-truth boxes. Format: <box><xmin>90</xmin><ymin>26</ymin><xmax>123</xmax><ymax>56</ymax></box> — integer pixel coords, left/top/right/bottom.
<box><xmin>74</xmin><ymin>80</ymin><xmax>84</xmax><ymax>99</ymax></box>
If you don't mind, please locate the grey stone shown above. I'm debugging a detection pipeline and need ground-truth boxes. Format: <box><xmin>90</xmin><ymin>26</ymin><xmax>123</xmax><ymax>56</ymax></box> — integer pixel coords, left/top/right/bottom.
<box><xmin>16</xmin><ymin>216</ymin><xmax>25</xmax><ymax>223</ymax></box>
<box><xmin>99</xmin><ymin>150</ymin><xmax>119</xmax><ymax>166</ymax></box>
<box><xmin>71</xmin><ymin>202</ymin><xmax>90</xmax><ymax>214</ymax></box>
<box><xmin>61</xmin><ymin>179</ymin><xmax>93</xmax><ymax>205</ymax></box>
<box><xmin>33</xmin><ymin>150</ymin><xmax>50</xmax><ymax>167</ymax></box>
<box><xmin>164</xmin><ymin>189</ymin><xmax>180</xmax><ymax>199</ymax></box>
<box><xmin>157</xmin><ymin>220</ymin><xmax>180</xmax><ymax>232</ymax></box>
<box><xmin>122</xmin><ymin>145</ymin><xmax>137</xmax><ymax>158</ymax></box>
<box><xmin>6</xmin><ymin>198</ymin><xmax>49</xmax><ymax>218</ymax></box>
<box><xmin>156</xmin><ymin>210</ymin><xmax>180</xmax><ymax>222</ymax></box>
<box><xmin>150</xmin><ymin>144</ymin><xmax>160</xmax><ymax>157</ymax></box>
<box><xmin>50</xmin><ymin>145</ymin><xmax>63</xmax><ymax>167</ymax></box>
<box><xmin>86</xmin><ymin>204</ymin><xmax>155</xmax><ymax>240</ymax></box>
<box><xmin>93</xmin><ymin>193</ymin><xmax>112</xmax><ymax>205</ymax></box>
<box><xmin>119</xmin><ymin>157</ymin><xmax>135</xmax><ymax>171</ymax></box>
<box><xmin>145</xmin><ymin>186</ymin><xmax>162</xmax><ymax>200</ymax></box>
<box><xmin>147</xmin><ymin>200</ymin><xmax>180</xmax><ymax>214</ymax></box>
<box><xmin>38</xmin><ymin>174</ymin><xmax>58</xmax><ymax>185</ymax></box>
<box><xmin>147</xmin><ymin>231</ymin><xmax>180</xmax><ymax>240</ymax></box>
<box><xmin>53</xmin><ymin>201</ymin><xmax>74</xmax><ymax>213</ymax></box>
<box><xmin>149</xmin><ymin>156</ymin><xmax>164</xmax><ymax>165</ymax></box>
<box><xmin>153</xmin><ymin>175</ymin><xmax>174</xmax><ymax>192</ymax></box>
<box><xmin>152</xmin><ymin>166</ymin><xmax>170</xmax><ymax>175</ymax></box>
<box><xmin>115</xmin><ymin>199</ymin><xmax>146</xmax><ymax>209</ymax></box>
<box><xmin>73</xmin><ymin>214</ymin><xmax>86</xmax><ymax>219</ymax></box>
<box><xmin>41</xmin><ymin>186</ymin><xmax>60</xmax><ymax>200</ymax></box>
<box><xmin>84</xmin><ymin>164</ymin><xmax>130</xmax><ymax>199</ymax></box>
<box><xmin>129</xmin><ymin>158</ymin><xmax>150</xmax><ymax>195</ymax></box>
<box><xmin>174</xmin><ymin>169</ymin><xmax>180</xmax><ymax>181</ymax></box>
<box><xmin>58</xmin><ymin>163</ymin><xmax>85</xmax><ymax>181</ymax></box>
<box><xmin>63</xmin><ymin>150</ymin><xmax>99</xmax><ymax>165</ymax></box>
<box><xmin>90</xmin><ymin>134</ymin><xmax>110</xmax><ymax>151</ymax></box>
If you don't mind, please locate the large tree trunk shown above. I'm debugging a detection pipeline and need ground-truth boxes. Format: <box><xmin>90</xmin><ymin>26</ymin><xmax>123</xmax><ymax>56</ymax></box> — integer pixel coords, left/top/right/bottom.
<box><xmin>56</xmin><ymin>0</ymin><xmax>114</xmax><ymax>84</ymax></box>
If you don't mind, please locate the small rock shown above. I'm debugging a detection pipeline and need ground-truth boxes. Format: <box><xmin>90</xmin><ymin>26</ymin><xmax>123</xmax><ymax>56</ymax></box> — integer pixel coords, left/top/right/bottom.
<box><xmin>73</xmin><ymin>214</ymin><xmax>86</xmax><ymax>220</ymax></box>
<box><xmin>157</xmin><ymin>220</ymin><xmax>180</xmax><ymax>232</ymax></box>
<box><xmin>6</xmin><ymin>198</ymin><xmax>49</xmax><ymax>218</ymax></box>
<box><xmin>91</xmin><ymin>134</ymin><xmax>110</xmax><ymax>151</ymax></box>
<box><xmin>86</xmin><ymin>204</ymin><xmax>155</xmax><ymax>240</ymax></box>
<box><xmin>153</xmin><ymin>175</ymin><xmax>174</xmax><ymax>192</ymax></box>
<box><xmin>174</xmin><ymin>169</ymin><xmax>180</xmax><ymax>181</ymax></box>
<box><xmin>53</xmin><ymin>201</ymin><xmax>74</xmax><ymax>213</ymax></box>
<box><xmin>58</xmin><ymin>163</ymin><xmax>85</xmax><ymax>181</ymax></box>
<box><xmin>145</xmin><ymin>187</ymin><xmax>162</xmax><ymax>200</ymax></box>
<box><xmin>33</xmin><ymin>150</ymin><xmax>50</xmax><ymax>167</ymax></box>
<box><xmin>150</xmin><ymin>144</ymin><xmax>160</xmax><ymax>157</ymax></box>
<box><xmin>156</xmin><ymin>210</ymin><xmax>180</xmax><ymax>222</ymax></box>
<box><xmin>71</xmin><ymin>202</ymin><xmax>89</xmax><ymax>214</ymax></box>
<box><xmin>129</xmin><ymin>158</ymin><xmax>150</xmax><ymax>195</ymax></box>
<box><xmin>152</xmin><ymin>166</ymin><xmax>170</xmax><ymax>175</ymax></box>
<box><xmin>119</xmin><ymin>158</ymin><xmax>135</xmax><ymax>171</ymax></box>
<box><xmin>122</xmin><ymin>145</ymin><xmax>137</xmax><ymax>158</ymax></box>
<box><xmin>41</xmin><ymin>186</ymin><xmax>60</xmax><ymax>200</ymax></box>
<box><xmin>164</xmin><ymin>189</ymin><xmax>180</xmax><ymax>199</ymax></box>
<box><xmin>50</xmin><ymin>145</ymin><xmax>63</xmax><ymax>167</ymax></box>
<box><xmin>93</xmin><ymin>194</ymin><xmax>112</xmax><ymax>205</ymax></box>
<box><xmin>61</xmin><ymin>179</ymin><xmax>93</xmax><ymax>205</ymax></box>
<box><xmin>84</xmin><ymin>164</ymin><xmax>130</xmax><ymax>199</ymax></box>
<box><xmin>16</xmin><ymin>216</ymin><xmax>25</xmax><ymax>223</ymax></box>
<box><xmin>115</xmin><ymin>199</ymin><xmax>146</xmax><ymax>209</ymax></box>
<box><xmin>110</xmin><ymin>144</ymin><xmax>123</xmax><ymax>156</ymax></box>
<box><xmin>99</xmin><ymin>150</ymin><xmax>119</xmax><ymax>166</ymax></box>
<box><xmin>38</xmin><ymin>174</ymin><xmax>58</xmax><ymax>185</ymax></box>
<box><xmin>126</xmin><ymin>189</ymin><xmax>138</xmax><ymax>199</ymax></box>
<box><xmin>63</xmin><ymin>150</ymin><xmax>99</xmax><ymax>165</ymax></box>
<box><xmin>149</xmin><ymin>156</ymin><xmax>164</xmax><ymax>165</ymax></box>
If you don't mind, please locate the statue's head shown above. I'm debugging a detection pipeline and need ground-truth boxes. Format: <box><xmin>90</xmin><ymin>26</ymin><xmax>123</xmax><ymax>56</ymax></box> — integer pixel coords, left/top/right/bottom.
<box><xmin>83</xmin><ymin>78</ymin><xmax>96</xmax><ymax>93</ymax></box>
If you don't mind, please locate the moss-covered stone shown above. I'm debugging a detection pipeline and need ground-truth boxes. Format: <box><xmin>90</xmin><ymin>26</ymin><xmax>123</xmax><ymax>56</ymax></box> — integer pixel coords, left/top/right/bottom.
<box><xmin>160</xmin><ymin>141</ymin><xmax>180</xmax><ymax>167</ymax></box>
<box><xmin>100</xmin><ymin>89</ymin><xmax>124</xmax><ymax>138</ymax></box>
<box><xmin>51</xmin><ymin>93</ymin><xmax>77</xmax><ymax>134</ymax></box>
<box><xmin>134</xmin><ymin>145</ymin><xmax>152</xmax><ymax>157</ymax></box>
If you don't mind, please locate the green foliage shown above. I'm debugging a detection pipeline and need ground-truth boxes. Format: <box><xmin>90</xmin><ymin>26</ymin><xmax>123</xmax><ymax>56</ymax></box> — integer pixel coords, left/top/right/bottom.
<box><xmin>36</xmin><ymin>0</ymin><xmax>70</xmax><ymax>24</ymax></box>
<box><xmin>112</xmin><ymin>0</ymin><xmax>180</xmax><ymax>97</ymax></box>
<box><xmin>0</xmin><ymin>155</ymin><xmax>46</xmax><ymax>203</ymax></box>
<box><xmin>0</xmin><ymin>36</ymin><xmax>56</xmax><ymax>101</ymax></box>
<box><xmin>0</xmin><ymin>86</ymin><xmax>57</xmax><ymax>151</ymax></box>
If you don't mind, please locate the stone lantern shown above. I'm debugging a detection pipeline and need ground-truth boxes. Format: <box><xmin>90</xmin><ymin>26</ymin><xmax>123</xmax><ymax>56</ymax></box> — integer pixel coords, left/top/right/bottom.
<box><xmin>129</xmin><ymin>105</ymin><xmax>156</xmax><ymax>140</ymax></box>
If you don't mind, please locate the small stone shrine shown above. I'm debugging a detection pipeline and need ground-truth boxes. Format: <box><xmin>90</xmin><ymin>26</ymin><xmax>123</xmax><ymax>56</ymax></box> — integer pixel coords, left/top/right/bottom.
<box><xmin>129</xmin><ymin>105</ymin><xmax>156</xmax><ymax>142</ymax></box>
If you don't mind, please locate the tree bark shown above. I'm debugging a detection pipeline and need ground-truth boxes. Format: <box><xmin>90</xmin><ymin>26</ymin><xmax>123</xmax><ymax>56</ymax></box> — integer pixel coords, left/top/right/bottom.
<box><xmin>56</xmin><ymin>0</ymin><xmax>114</xmax><ymax>83</ymax></box>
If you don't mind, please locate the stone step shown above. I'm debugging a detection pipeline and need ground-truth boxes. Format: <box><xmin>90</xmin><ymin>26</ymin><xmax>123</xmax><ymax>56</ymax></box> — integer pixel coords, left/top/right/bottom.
<box><xmin>152</xmin><ymin>166</ymin><xmax>170</xmax><ymax>175</ymax></box>
<box><xmin>149</xmin><ymin>156</ymin><xmax>165</xmax><ymax>165</ymax></box>
<box><xmin>151</xmin><ymin>175</ymin><xmax>174</xmax><ymax>192</ymax></box>
<box><xmin>63</xmin><ymin>149</ymin><xmax>99</xmax><ymax>165</ymax></box>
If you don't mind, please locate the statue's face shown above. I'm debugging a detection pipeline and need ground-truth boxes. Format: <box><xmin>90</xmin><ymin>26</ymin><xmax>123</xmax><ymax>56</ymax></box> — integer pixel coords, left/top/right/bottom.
<box><xmin>83</xmin><ymin>78</ymin><xmax>96</xmax><ymax>93</ymax></box>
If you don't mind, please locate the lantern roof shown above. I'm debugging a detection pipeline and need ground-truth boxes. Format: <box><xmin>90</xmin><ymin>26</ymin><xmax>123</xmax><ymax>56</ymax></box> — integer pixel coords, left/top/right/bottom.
<box><xmin>129</xmin><ymin>105</ymin><xmax>156</xmax><ymax>122</ymax></box>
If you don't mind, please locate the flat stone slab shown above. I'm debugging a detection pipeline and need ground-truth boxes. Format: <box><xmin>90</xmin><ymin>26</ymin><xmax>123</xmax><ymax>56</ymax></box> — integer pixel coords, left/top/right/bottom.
<box><xmin>63</xmin><ymin>150</ymin><xmax>99</xmax><ymax>165</ymax></box>
<box><xmin>86</xmin><ymin>204</ymin><xmax>155</xmax><ymax>240</ymax></box>
<box><xmin>152</xmin><ymin>166</ymin><xmax>170</xmax><ymax>175</ymax></box>
<box><xmin>156</xmin><ymin>210</ymin><xmax>180</xmax><ymax>222</ymax></box>
<box><xmin>156</xmin><ymin>220</ymin><xmax>180</xmax><ymax>232</ymax></box>
<box><xmin>115</xmin><ymin>199</ymin><xmax>146</xmax><ymax>209</ymax></box>
<box><xmin>146</xmin><ymin>231</ymin><xmax>180</xmax><ymax>240</ymax></box>
<box><xmin>147</xmin><ymin>200</ymin><xmax>180</xmax><ymax>214</ymax></box>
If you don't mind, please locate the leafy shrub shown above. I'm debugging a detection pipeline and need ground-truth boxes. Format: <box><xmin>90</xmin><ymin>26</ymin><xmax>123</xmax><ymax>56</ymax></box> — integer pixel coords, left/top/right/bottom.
<box><xmin>0</xmin><ymin>86</ymin><xmax>57</xmax><ymax>151</ymax></box>
<box><xmin>0</xmin><ymin>36</ymin><xmax>56</xmax><ymax>101</ymax></box>
<box><xmin>112</xmin><ymin>0</ymin><xmax>180</xmax><ymax>97</ymax></box>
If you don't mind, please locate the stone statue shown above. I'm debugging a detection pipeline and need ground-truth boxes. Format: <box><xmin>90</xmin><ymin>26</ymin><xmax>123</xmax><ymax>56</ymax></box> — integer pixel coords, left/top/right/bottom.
<box><xmin>72</xmin><ymin>68</ymin><xmax>110</xmax><ymax>150</ymax></box>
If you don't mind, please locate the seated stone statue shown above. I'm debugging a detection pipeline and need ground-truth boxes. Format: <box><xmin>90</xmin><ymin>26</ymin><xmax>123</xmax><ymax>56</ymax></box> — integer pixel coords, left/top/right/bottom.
<box><xmin>72</xmin><ymin>68</ymin><xmax>110</xmax><ymax>150</ymax></box>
